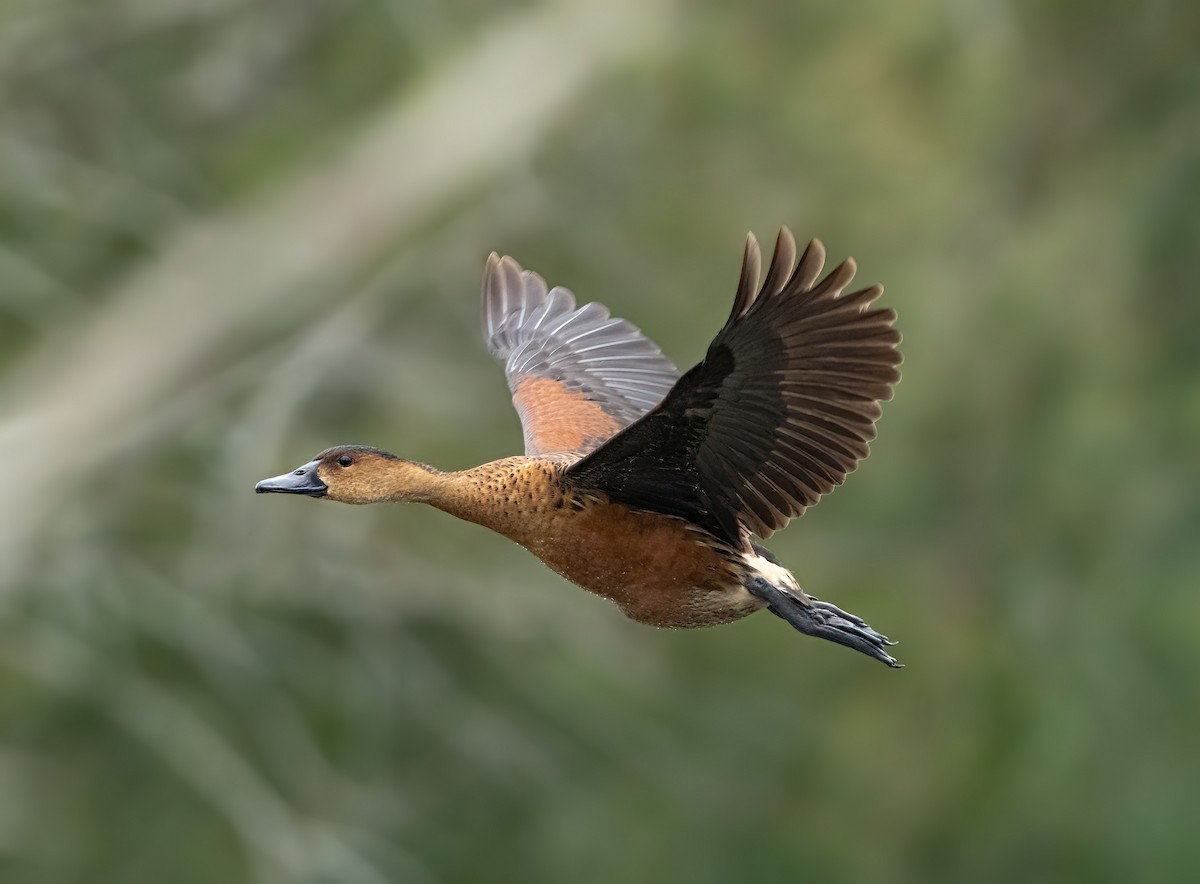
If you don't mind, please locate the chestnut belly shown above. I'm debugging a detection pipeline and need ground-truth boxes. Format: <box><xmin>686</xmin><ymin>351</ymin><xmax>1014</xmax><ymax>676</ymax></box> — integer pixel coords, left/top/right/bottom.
<box><xmin>512</xmin><ymin>500</ymin><xmax>763</xmax><ymax>628</ymax></box>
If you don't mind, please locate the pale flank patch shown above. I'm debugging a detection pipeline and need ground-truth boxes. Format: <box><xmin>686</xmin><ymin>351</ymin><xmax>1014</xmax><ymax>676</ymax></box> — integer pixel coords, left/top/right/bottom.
<box><xmin>744</xmin><ymin>552</ymin><xmax>802</xmax><ymax>594</ymax></box>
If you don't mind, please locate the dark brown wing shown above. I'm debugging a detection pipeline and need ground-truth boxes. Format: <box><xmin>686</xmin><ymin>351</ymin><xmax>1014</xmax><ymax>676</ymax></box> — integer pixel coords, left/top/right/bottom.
<box><xmin>565</xmin><ymin>227</ymin><xmax>901</xmax><ymax>546</ymax></box>
<box><xmin>482</xmin><ymin>253</ymin><xmax>679</xmax><ymax>456</ymax></box>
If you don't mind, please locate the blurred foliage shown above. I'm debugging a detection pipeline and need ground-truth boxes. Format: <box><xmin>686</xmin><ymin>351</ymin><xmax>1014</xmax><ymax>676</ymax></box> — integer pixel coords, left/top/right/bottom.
<box><xmin>1</xmin><ymin>0</ymin><xmax>1198</xmax><ymax>882</ymax></box>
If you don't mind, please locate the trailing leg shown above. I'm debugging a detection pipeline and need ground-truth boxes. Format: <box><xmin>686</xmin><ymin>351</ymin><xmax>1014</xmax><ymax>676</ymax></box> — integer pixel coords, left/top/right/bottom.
<box><xmin>746</xmin><ymin>576</ymin><xmax>901</xmax><ymax>668</ymax></box>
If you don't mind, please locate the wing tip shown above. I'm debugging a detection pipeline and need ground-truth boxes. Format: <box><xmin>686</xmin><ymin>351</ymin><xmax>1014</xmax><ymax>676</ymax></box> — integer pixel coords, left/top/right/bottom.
<box><xmin>760</xmin><ymin>227</ymin><xmax>798</xmax><ymax>300</ymax></box>
<box><xmin>728</xmin><ymin>231</ymin><xmax>764</xmax><ymax>323</ymax></box>
<box><xmin>482</xmin><ymin>252</ymin><xmax>501</xmax><ymax>345</ymax></box>
<box><xmin>482</xmin><ymin>250</ymin><xmax>562</xmax><ymax>356</ymax></box>
<box><xmin>793</xmin><ymin>238</ymin><xmax>827</xmax><ymax>292</ymax></box>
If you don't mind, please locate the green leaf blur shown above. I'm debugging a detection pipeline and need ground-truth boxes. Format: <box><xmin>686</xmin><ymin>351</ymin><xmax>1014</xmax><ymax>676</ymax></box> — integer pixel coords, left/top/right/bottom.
<box><xmin>0</xmin><ymin>1</ymin><xmax>1196</xmax><ymax>882</ymax></box>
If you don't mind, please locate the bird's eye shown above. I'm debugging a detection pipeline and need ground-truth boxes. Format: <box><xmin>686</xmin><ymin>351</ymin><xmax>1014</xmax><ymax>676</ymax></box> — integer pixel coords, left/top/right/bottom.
<box><xmin>337</xmin><ymin>455</ymin><xmax>353</xmax><ymax>467</ymax></box>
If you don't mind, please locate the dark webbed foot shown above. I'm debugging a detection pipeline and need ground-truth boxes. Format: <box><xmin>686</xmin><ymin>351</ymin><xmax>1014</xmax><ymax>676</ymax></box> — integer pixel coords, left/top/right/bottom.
<box><xmin>746</xmin><ymin>578</ymin><xmax>902</xmax><ymax>668</ymax></box>
<box><xmin>809</xmin><ymin>597</ymin><xmax>898</xmax><ymax>646</ymax></box>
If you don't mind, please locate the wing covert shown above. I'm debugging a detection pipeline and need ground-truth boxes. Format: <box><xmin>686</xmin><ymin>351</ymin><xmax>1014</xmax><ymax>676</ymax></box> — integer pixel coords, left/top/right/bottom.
<box><xmin>482</xmin><ymin>253</ymin><xmax>679</xmax><ymax>456</ymax></box>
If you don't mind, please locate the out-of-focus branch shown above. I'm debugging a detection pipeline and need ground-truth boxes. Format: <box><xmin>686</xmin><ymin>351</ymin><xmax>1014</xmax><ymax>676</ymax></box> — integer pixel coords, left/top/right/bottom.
<box><xmin>0</xmin><ymin>0</ymin><xmax>671</xmax><ymax>582</ymax></box>
<box><xmin>0</xmin><ymin>625</ymin><xmax>419</xmax><ymax>884</ymax></box>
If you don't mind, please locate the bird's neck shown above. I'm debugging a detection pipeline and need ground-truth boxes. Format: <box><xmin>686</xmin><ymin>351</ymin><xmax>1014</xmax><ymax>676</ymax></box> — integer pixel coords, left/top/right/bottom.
<box><xmin>416</xmin><ymin>458</ymin><xmax>544</xmax><ymax>538</ymax></box>
<box><xmin>372</xmin><ymin>457</ymin><xmax>480</xmax><ymax>508</ymax></box>
<box><xmin>372</xmin><ymin>457</ymin><xmax>548</xmax><ymax>541</ymax></box>
<box><xmin>371</xmin><ymin>458</ymin><xmax>448</xmax><ymax>504</ymax></box>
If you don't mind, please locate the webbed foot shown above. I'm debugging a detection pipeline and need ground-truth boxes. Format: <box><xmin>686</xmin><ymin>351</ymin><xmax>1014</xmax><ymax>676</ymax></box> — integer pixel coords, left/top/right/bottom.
<box><xmin>746</xmin><ymin>578</ymin><xmax>902</xmax><ymax>668</ymax></box>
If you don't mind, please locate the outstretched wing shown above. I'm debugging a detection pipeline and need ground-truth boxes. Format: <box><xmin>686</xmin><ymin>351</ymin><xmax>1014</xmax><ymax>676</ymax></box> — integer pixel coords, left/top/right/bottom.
<box><xmin>565</xmin><ymin>228</ymin><xmax>901</xmax><ymax>546</ymax></box>
<box><xmin>482</xmin><ymin>253</ymin><xmax>679</xmax><ymax>457</ymax></box>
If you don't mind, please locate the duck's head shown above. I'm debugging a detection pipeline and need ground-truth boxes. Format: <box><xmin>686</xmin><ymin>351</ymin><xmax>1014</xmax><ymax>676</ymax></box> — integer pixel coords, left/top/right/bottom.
<box><xmin>255</xmin><ymin>445</ymin><xmax>404</xmax><ymax>504</ymax></box>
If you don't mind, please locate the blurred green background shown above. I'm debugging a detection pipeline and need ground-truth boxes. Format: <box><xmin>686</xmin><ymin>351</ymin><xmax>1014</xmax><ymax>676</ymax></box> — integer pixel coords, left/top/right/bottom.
<box><xmin>1</xmin><ymin>1</ymin><xmax>1197</xmax><ymax>882</ymax></box>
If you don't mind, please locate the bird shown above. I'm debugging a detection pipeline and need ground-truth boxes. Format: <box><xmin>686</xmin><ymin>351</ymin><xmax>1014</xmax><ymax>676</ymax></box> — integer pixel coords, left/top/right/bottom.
<box><xmin>256</xmin><ymin>227</ymin><xmax>903</xmax><ymax>666</ymax></box>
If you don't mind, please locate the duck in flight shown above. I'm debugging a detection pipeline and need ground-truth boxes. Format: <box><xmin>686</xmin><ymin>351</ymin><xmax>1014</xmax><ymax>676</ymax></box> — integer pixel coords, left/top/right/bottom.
<box><xmin>256</xmin><ymin>228</ymin><xmax>903</xmax><ymax>666</ymax></box>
